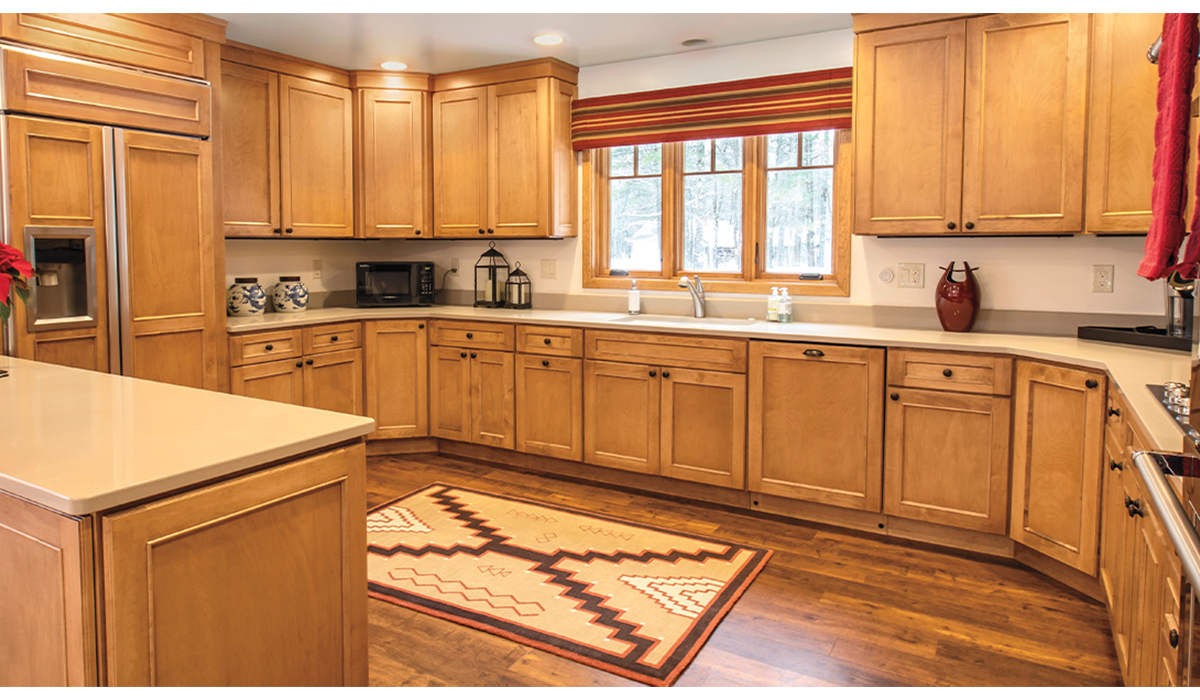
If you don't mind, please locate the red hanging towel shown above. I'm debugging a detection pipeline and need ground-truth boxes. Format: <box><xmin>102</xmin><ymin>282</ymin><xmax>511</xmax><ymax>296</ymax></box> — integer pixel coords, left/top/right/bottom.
<box><xmin>1140</xmin><ymin>13</ymin><xmax>1199</xmax><ymax>281</ymax></box>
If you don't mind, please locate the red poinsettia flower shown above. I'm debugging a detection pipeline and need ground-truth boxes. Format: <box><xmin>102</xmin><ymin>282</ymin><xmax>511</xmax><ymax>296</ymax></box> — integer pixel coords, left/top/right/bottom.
<box><xmin>0</xmin><ymin>242</ymin><xmax>33</xmax><ymax>325</ymax></box>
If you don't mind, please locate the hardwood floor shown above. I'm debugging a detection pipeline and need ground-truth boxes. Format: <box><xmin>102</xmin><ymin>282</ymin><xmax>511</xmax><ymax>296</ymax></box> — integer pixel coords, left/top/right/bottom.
<box><xmin>366</xmin><ymin>452</ymin><xmax>1122</xmax><ymax>687</ymax></box>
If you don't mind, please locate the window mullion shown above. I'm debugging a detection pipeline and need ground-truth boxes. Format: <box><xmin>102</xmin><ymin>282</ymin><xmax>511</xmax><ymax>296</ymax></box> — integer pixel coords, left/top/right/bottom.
<box><xmin>663</xmin><ymin>141</ymin><xmax>682</xmax><ymax>280</ymax></box>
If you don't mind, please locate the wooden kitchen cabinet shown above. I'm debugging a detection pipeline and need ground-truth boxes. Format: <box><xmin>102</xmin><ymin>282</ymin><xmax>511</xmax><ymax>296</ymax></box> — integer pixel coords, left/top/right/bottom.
<box><xmin>584</xmin><ymin>359</ymin><xmax>661</xmax><ymax>475</ymax></box>
<box><xmin>1009</xmin><ymin>360</ymin><xmax>1105</xmax><ymax>574</ymax></box>
<box><xmin>748</xmin><ymin>342</ymin><xmax>885</xmax><ymax>512</ymax></box>
<box><xmin>854</xmin><ymin>13</ymin><xmax>1089</xmax><ymax>235</ymax></box>
<box><xmin>432</xmin><ymin>72</ymin><xmax>577</xmax><ymax>238</ymax></box>
<box><xmin>221</xmin><ymin>60</ymin><xmax>353</xmax><ymax>238</ymax></box>
<box><xmin>229</xmin><ymin>323</ymin><xmax>363</xmax><ymax>415</ymax></box>
<box><xmin>429</xmin><ymin>344</ymin><xmax>515</xmax><ymax>448</ymax></box>
<box><xmin>515</xmin><ymin>354</ymin><xmax>583</xmax><ymax>461</ymax></box>
<box><xmin>354</xmin><ymin>86</ymin><xmax>431</xmax><ymax>238</ymax></box>
<box><xmin>1100</xmin><ymin>442</ymin><xmax>1136</xmax><ymax>677</ymax></box>
<box><xmin>659</xmin><ymin>367</ymin><xmax>747</xmax><ymax>490</ymax></box>
<box><xmin>101</xmin><ymin>443</ymin><xmax>367</xmax><ymax>686</ymax></box>
<box><xmin>364</xmin><ymin>320</ymin><xmax>428</xmax><ymax>439</ymax></box>
<box><xmin>883</xmin><ymin>388</ymin><xmax>1011</xmax><ymax>534</ymax></box>
<box><xmin>1085</xmin><ymin>13</ymin><xmax>1162</xmax><ymax>234</ymax></box>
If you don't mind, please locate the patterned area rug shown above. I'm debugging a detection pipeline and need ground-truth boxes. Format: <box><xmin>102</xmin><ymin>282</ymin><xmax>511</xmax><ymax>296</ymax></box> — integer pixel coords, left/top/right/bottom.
<box><xmin>367</xmin><ymin>483</ymin><xmax>772</xmax><ymax>686</ymax></box>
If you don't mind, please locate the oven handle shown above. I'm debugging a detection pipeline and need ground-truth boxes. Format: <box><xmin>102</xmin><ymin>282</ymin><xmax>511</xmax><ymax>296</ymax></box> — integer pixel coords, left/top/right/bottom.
<box><xmin>1134</xmin><ymin>451</ymin><xmax>1200</xmax><ymax>594</ymax></box>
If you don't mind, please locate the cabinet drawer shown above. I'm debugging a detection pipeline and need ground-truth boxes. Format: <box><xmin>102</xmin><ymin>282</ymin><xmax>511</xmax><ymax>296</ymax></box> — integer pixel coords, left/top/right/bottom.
<box><xmin>585</xmin><ymin>330</ymin><xmax>747</xmax><ymax>373</ymax></box>
<box><xmin>887</xmin><ymin>349</ymin><xmax>1012</xmax><ymax>395</ymax></box>
<box><xmin>517</xmin><ymin>325</ymin><xmax>582</xmax><ymax>357</ymax></box>
<box><xmin>229</xmin><ymin>329</ymin><xmax>302</xmax><ymax>367</ymax></box>
<box><xmin>303</xmin><ymin>322</ymin><xmax>362</xmax><ymax>355</ymax></box>
<box><xmin>429</xmin><ymin>320</ymin><xmax>514</xmax><ymax>351</ymax></box>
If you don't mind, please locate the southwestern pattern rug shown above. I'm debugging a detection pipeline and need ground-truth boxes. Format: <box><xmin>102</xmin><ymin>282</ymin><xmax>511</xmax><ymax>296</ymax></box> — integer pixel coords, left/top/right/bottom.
<box><xmin>366</xmin><ymin>483</ymin><xmax>772</xmax><ymax>686</ymax></box>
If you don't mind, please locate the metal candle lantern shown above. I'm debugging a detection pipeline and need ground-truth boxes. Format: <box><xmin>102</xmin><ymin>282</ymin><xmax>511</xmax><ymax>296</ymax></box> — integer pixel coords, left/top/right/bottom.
<box><xmin>506</xmin><ymin>262</ymin><xmax>532</xmax><ymax>309</ymax></box>
<box><xmin>474</xmin><ymin>242</ymin><xmax>509</xmax><ymax>308</ymax></box>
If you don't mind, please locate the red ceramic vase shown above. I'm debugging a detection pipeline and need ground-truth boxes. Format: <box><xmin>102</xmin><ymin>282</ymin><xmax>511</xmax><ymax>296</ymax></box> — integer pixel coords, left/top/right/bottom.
<box><xmin>935</xmin><ymin>261</ymin><xmax>980</xmax><ymax>332</ymax></box>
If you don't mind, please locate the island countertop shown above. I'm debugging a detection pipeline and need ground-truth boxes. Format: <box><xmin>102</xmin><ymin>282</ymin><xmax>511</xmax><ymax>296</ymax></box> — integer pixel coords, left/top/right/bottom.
<box><xmin>0</xmin><ymin>356</ymin><xmax>375</xmax><ymax>515</ymax></box>
<box><xmin>228</xmin><ymin>305</ymin><xmax>1193</xmax><ymax>453</ymax></box>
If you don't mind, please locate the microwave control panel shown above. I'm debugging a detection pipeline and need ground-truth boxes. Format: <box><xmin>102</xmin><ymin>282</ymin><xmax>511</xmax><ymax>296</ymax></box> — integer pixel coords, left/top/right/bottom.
<box><xmin>418</xmin><ymin>263</ymin><xmax>435</xmax><ymax>304</ymax></box>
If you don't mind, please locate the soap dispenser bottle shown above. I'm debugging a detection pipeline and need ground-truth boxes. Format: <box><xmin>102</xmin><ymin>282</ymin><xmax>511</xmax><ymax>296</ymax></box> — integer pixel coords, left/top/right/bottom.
<box><xmin>628</xmin><ymin>279</ymin><xmax>640</xmax><ymax>315</ymax></box>
<box><xmin>779</xmin><ymin>287</ymin><xmax>793</xmax><ymax>324</ymax></box>
<box><xmin>767</xmin><ymin>287</ymin><xmax>780</xmax><ymax>322</ymax></box>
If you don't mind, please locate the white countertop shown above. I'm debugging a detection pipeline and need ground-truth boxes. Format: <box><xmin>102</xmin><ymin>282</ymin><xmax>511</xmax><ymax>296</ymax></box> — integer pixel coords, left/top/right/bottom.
<box><xmin>0</xmin><ymin>356</ymin><xmax>375</xmax><ymax>515</ymax></box>
<box><xmin>231</xmin><ymin>305</ymin><xmax>1193</xmax><ymax>452</ymax></box>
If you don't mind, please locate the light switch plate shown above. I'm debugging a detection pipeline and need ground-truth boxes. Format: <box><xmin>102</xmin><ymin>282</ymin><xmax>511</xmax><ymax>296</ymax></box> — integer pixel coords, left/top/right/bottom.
<box><xmin>541</xmin><ymin>259</ymin><xmax>557</xmax><ymax>280</ymax></box>
<box><xmin>897</xmin><ymin>263</ymin><xmax>924</xmax><ymax>288</ymax></box>
<box><xmin>1093</xmin><ymin>264</ymin><xmax>1114</xmax><ymax>293</ymax></box>
<box><xmin>312</xmin><ymin>259</ymin><xmax>323</xmax><ymax>280</ymax></box>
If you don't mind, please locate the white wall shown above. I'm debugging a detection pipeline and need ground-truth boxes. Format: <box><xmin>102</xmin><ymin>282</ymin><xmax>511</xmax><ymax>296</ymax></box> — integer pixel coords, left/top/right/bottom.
<box><xmin>225</xmin><ymin>27</ymin><xmax>1167</xmax><ymax>318</ymax></box>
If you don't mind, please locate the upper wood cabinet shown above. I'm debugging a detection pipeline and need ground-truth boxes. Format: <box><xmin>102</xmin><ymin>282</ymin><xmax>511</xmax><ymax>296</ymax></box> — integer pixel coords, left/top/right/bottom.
<box><xmin>1009</xmin><ymin>360</ymin><xmax>1106</xmax><ymax>574</ymax></box>
<box><xmin>432</xmin><ymin>76</ymin><xmax>577</xmax><ymax>238</ymax></box>
<box><xmin>1085</xmin><ymin>13</ymin><xmax>1162</xmax><ymax>234</ymax></box>
<box><xmin>747</xmin><ymin>342</ymin><xmax>885</xmax><ymax>512</ymax></box>
<box><xmin>854</xmin><ymin>13</ymin><xmax>1089</xmax><ymax>235</ymax></box>
<box><xmin>221</xmin><ymin>60</ymin><xmax>353</xmax><ymax>239</ymax></box>
<box><xmin>354</xmin><ymin>85</ymin><xmax>431</xmax><ymax>238</ymax></box>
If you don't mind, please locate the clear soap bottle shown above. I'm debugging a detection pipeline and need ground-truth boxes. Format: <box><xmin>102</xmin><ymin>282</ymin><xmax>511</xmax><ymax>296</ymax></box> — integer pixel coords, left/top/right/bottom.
<box><xmin>779</xmin><ymin>287</ymin><xmax>793</xmax><ymax>324</ymax></box>
<box><xmin>767</xmin><ymin>287</ymin><xmax>780</xmax><ymax>322</ymax></box>
<box><xmin>628</xmin><ymin>279</ymin><xmax>640</xmax><ymax>315</ymax></box>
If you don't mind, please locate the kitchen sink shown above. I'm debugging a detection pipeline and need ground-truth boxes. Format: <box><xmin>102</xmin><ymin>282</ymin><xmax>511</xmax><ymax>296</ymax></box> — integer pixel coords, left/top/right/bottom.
<box><xmin>606</xmin><ymin>315</ymin><xmax>760</xmax><ymax>327</ymax></box>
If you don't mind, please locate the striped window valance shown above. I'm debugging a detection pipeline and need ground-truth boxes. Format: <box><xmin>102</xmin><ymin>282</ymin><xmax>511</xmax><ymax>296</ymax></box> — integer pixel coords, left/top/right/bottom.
<box><xmin>570</xmin><ymin>67</ymin><xmax>852</xmax><ymax>151</ymax></box>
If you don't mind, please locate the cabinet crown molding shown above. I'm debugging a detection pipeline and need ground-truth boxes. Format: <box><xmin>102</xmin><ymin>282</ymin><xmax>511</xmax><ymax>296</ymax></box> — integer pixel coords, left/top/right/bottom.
<box><xmin>351</xmin><ymin>70</ymin><xmax>432</xmax><ymax>92</ymax></box>
<box><xmin>852</xmin><ymin>13</ymin><xmax>987</xmax><ymax>34</ymax></box>
<box><xmin>432</xmin><ymin>57</ymin><xmax>579</xmax><ymax>92</ymax></box>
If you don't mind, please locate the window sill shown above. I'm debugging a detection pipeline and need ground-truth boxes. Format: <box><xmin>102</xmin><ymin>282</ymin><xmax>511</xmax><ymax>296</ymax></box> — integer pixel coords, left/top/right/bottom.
<box><xmin>583</xmin><ymin>276</ymin><xmax>850</xmax><ymax>297</ymax></box>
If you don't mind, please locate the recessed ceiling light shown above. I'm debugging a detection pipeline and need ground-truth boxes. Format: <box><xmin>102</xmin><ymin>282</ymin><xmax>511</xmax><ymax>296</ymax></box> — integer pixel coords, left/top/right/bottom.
<box><xmin>380</xmin><ymin>61</ymin><xmax>407</xmax><ymax>71</ymax></box>
<box><xmin>533</xmin><ymin>34</ymin><xmax>565</xmax><ymax>47</ymax></box>
<box><xmin>681</xmin><ymin>38</ymin><xmax>710</xmax><ymax>48</ymax></box>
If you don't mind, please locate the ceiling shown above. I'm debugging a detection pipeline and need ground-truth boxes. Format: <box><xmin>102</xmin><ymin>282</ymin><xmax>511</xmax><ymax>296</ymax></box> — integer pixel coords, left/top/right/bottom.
<box><xmin>209</xmin><ymin>13</ymin><xmax>852</xmax><ymax>74</ymax></box>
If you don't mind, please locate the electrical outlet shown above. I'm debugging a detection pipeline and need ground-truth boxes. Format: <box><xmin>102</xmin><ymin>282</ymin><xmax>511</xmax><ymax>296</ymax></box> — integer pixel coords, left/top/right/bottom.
<box><xmin>897</xmin><ymin>263</ymin><xmax>925</xmax><ymax>288</ymax></box>
<box><xmin>311</xmin><ymin>259</ymin><xmax>323</xmax><ymax>280</ymax></box>
<box><xmin>449</xmin><ymin>258</ymin><xmax>460</xmax><ymax>276</ymax></box>
<box><xmin>540</xmin><ymin>259</ymin><xmax>557</xmax><ymax>280</ymax></box>
<box><xmin>1093</xmin><ymin>264</ymin><xmax>1114</xmax><ymax>293</ymax></box>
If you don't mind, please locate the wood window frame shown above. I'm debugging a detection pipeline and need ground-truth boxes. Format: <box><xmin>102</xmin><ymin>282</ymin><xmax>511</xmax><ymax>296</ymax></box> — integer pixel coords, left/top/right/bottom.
<box><xmin>583</xmin><ymin>130</ymin><xmax>851</xmax><ymax>296</ymax></box>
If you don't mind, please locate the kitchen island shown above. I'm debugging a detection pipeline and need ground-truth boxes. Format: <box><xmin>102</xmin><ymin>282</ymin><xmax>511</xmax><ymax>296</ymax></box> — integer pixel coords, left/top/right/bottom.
<box><xmin>0</xmin><ymin>356</ymin><xmax>375</xmax><ymax>686</ymax></box>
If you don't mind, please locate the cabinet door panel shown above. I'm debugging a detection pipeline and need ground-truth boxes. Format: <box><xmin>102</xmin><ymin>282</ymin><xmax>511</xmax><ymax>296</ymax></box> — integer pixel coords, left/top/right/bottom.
<box><xmin>231</xmin><ymin>357</ymin><xmax>304</xmax><ymax>406</ymax></box>
<box><xmin>883</xmin><ymin>388</ymin><xmax>1010</xmax><ymax>533</ymax></box>
<box><xmin>117</xmin><ymin>129</ymin><xmax>218</xmax><ymax>389</ymax></box>
<box><xmin>584</xmin><ymin>359</ymin><xmax>660</xmax><ymax>474</ymax></box>
<box><xmin>101</xmin><ymin>444</ymin><xmax>367</xmax><ymax>686</ymax></box>
<box><xmin>749</xmin><ymin>342</ymin><xmax>885</xmax><ymax>511</ymax></box>
<box><xmin>489</xmin><ymin>79</ymin><xmax>546</xmax><ymax>237</ymax></box>
<box><xmin>429</xmin><ymin>346</ymin><xmax>472</xmax><ymax>442</ymax></box>
<box><xmin>471</xmin><ymin>349</ymin><xmax>515</xmax><ymax>449</ymax></box>
<box><xmin>853</xmin><ymin>20</ymin><xmax>965</xmax><ymax>234</ymax></box>
<box><xmin>515</xmin><ymin>354</ymin><xmax>582</xmax><ymax>461</ymax></box>
<box><xmin>364</xmin><ymin>320</ymin><xmax>428</xmax><ymax>438</ymax></box>
<box><xmin>660</xmin><ymin>368</ymin><xmax>746</xmax><ymax>489</ymax></box>
<box><xmin>961</xmin><ymin>13</ymin><xmax>1089</xmax><ymax>233</ymax></box>
<box><xmin>1099</xmin><ymin>445</ymin><xmax>1132</xmax><ymax>678</ymax></box>
<box><xmin>304</xmin><ymin>348</ymin><xmax>362</xmax><ymax>415</ymax></box>
<box><xmin>357</xmin><ymin>88</ymin><xmax>429</xmax><ymax>238</ymax></box>
<box><xmin>221</xmin><ymin>61</ymin><xmax>280</xmax><ymax>238</ymax></box>
<box><xmin>280</xmin><ymin>75</ymin><xmax>353</xmax><ymax>238</ymax></box>
<box><xmin>1010</xmin><ymin>361</ymin><xmax>1104</xmax><ymax>574</ymax></box>
<box><xmin>432</xmin><ymin>87</ymin><xmax>488</xmax><ymax>236</ymax></box>
<box><xmin>4</xmin><ymin>116</ymin><xmax>110</xmax><ymax>372</ymax></box>
<box><xmin>1085</xmin><ymin>13</ymin><xmax>1162</xmax><ymax>233</ymax></box>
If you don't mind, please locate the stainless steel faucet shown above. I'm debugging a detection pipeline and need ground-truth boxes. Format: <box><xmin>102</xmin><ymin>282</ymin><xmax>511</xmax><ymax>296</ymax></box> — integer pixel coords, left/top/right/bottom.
<box><xmin>677</xmin><ymin>275</ymin><xmax>706</xmax><ymax>318</ymax></box>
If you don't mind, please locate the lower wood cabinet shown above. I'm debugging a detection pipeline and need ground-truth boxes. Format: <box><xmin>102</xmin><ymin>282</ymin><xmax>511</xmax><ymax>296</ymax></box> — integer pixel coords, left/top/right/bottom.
<box><xmin>364</xmin><ymin>320</ymin><xmax>428</xmax><ymax>438</ymax></box>
<box><xmin>231</xmin><ymin>348</ymin><xmax>362</xmax><ymax>415</ymax></box>
<box><xmin>1100</xmin><ymin>442</ymin><xmax>1136</xmax><ymax>677</ymax></box>
<box><xmin>515</xmin><ymin>354</ymin><xmax>583</xmax><ymax>461</ymax></box>
<box><xmin>747</xmin><ymin>342</ymin><xmax>885</xmax><ymax>512</ymax></box>
<box><xmin>1009</xmin><ymin>361</ymin><xmax>1106</xmax><ymax>575</ymax></box>
<box><xmin>230</xmin><ymin>357</ymin><xmax>305</xmax><ymax>406</ymax></box>
<box><xmin>583</xmin><ymin>359</ymin><xmax>746</xmax><ymax>489</ymax></box>
<box><xmin>429</xmin><ymin>345</ymin><xmax>514</xmax><ymax>448</ymax></box>
<box><xmin>883</xmin><ymin>387</ymin><xmax>1011</xmax><ymax>534</ymax></box>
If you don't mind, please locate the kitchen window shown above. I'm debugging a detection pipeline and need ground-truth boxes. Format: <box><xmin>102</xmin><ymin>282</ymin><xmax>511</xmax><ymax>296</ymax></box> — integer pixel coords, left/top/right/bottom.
<box><xmin>584</xmin><ymin>129</ymin><xmax>850</xmax><ymax>295</ymax></box>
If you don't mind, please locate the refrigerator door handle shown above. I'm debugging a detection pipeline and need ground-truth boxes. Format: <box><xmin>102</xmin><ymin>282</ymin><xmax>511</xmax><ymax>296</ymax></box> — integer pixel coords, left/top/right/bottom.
<box><xmin>107</xmin><ymin>127</ymin><xmax>135</xmax><ymax>379</ymax></box>
<box><xmin>102</xmin><ymin>127</ymin><xmax>123</xmax><ymax>376</ymax></box>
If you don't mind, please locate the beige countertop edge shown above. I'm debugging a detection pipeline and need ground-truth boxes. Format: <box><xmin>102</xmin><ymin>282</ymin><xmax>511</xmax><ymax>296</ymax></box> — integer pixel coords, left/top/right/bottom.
<box><xmin>1</xmin><ymin>426</ymin><xmax>373</xmax><ymax>517</ymax></box>
<box><xmin>228</xmin><ymin>306</ymin><xmax>1192</xmax><ymax>453</ymax></box>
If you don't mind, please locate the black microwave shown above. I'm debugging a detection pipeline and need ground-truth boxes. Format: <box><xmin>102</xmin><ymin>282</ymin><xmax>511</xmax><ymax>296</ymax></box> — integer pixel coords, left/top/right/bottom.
<box><xmin>356</xmin><ymin>262</ymin><xmax>435</xmax><ymax>307</ymax></box>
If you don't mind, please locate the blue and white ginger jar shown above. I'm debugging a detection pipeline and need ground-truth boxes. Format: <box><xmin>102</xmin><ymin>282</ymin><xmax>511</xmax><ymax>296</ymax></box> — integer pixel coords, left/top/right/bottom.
<box><xmin>227</xmin><ymin>277</ymin><xmax>267</xmax><ymax>317</ymax></box>
<box><xmin>273</xmin><ymin>276</ymin><xmax>309</xmax><ymax>313</ymax></box>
